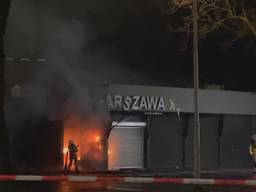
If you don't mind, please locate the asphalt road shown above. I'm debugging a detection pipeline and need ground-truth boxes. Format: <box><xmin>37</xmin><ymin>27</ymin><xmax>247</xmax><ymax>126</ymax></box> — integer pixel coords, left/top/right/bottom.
<box><xmin>0</xmin><ymin>181</ymin><xmax>254</xmax><ymax>192</ymax></box>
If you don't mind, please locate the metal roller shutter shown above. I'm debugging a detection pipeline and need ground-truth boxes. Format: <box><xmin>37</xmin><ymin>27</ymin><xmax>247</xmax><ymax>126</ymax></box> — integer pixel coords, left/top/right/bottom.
<box><xmin>108</xmin><ymin>126</ymin><xmax>144</xmax><ymax>170</ymax></box>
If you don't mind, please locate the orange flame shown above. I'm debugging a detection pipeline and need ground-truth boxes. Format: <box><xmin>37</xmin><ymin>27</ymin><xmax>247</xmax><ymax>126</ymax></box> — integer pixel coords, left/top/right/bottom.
<box><xmin>63</xmin><ymin>147</ymin><xmax>69</xmax><ymax>154</ymax></box>
<box><xmin>95</xmin><ymin>136</ymin><xmax>101</xmax><ymax>142</ymax></box>
<box><xmin>98</xmin><ymin>144</ymin><xmax>102</xmax><ymax>151</ymax></box>
<box><xmin>63</xmin><ymin>115</ymin><xmax>106</xmax><ymax>168</ymax></box>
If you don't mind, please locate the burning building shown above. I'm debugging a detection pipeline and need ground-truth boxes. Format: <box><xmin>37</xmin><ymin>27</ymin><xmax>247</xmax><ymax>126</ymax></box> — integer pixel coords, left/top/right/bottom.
<box><xmin>6</xmin><ymin>83</ymin><xmax>256</xmax><ymax>173</ymax></box>
<box><xmin>7</xmin><ymin>84</ymin><xmax>110</xmax><ymax>172</ymax></box>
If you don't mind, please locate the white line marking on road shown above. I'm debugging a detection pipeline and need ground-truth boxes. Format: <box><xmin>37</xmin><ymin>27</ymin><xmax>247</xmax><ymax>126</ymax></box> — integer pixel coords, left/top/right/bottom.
<box><xmin>16</xmin><ymin>175</ymin><xmax>43</xmax><ymax>181</ymax></box>
<box><xmin>245</xmin><ymin>180</ymin><xmax>256</xmax><ymax>186</ymax></box>
<box><xmin>183</xmin><ymin>179</ymin><xmax>215</xmax><ymax>185</ymax></box>
<box><xmin>68</xmin><ymin>176</ymin><xmax>97</xmax><ymax>182</ymax></box>
<box><xmin>124</xmin><ymin>177</ymin><xmax>154</xmax><ymax>183</ymax></box>
<box><xmin>108</xmin><ymin>186</ymin><xmax>143</xmax><ymax>191</ymax></box>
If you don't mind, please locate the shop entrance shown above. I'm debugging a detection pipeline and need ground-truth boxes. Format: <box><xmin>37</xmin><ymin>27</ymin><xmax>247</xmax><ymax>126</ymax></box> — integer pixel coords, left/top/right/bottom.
<box><xmin>63</xmin><ymin>116</ymin><xmax>106</xmax><ymax>171</ymax></box>
<box><xmin>108</xmin><ymin>121</ymin><xmax>146</xmax><ymax>170</ymax></box>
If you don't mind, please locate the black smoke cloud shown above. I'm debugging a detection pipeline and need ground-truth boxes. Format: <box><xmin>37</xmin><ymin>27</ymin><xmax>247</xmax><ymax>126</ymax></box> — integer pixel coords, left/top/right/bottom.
<box><xmin>4</xmin><ymin>0</ymin><xmax>159</xmax><ymax>170</ymax></box>
<box><xmin>5</xmin><ymin>0</ymin><xmax>152</xmax><ymax>84</ymax></box>
<box><xmin>4</xmin><ymin>0</ymin><xmax>156</xmax><ymax>123</ymax></box>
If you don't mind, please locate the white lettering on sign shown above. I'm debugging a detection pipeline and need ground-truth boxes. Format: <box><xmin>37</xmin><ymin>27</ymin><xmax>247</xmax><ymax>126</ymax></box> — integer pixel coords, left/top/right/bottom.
<box><xmin>106</xmin><ymin>95</ymin><xmax>181</xmax><ymax>113</ymax></box>
<box><xmin>147</xmin><ymin>96</ymin><xmax>158</xmax><ymax>110</ymax></box>
<box><xmin>124</xmin><ymin>97</ymin><xmax>132</xmax><ymax>110</ymax></box>
<box><xmin>158</xmin><ymin>97</ymin><xmax>166</xmax><ymax>111</ymax></box>
<box><xmin>107</xmin><ymin>95</ymin><xmax>114</xmax><ymax>109</ymax></box>
<box><xmin>169</xmin><ymin>99</ymin><xmax>176</xmax><ymax>111</ymax></box>
<box><xmin>140</xmin><ymin>96</ymin><xmax>147</xmax><ymax>110</ymax></box>
<box><xmin>114</xmin><ymin>95</ymin><xmax>122</xmax><ymax>109</ymax></box>
<box><xmin>132</xmin><ymin>96</ymin><xmax>140</xmax><ymax>110</ymax></box>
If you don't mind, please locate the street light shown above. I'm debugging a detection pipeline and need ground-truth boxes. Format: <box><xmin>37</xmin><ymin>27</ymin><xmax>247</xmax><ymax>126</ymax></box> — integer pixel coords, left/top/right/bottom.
<box><xmin>193</xmin><ymin>0</ymin><xmax>201</xmax><ymax>178</ymax></box>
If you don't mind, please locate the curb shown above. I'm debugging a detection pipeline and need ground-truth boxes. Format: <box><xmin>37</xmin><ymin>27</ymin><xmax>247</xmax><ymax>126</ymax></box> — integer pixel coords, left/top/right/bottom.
<box><xmin>0</xmin><ymin>175</ymin><xmax>255</xmax><ymax>186</ymax></box>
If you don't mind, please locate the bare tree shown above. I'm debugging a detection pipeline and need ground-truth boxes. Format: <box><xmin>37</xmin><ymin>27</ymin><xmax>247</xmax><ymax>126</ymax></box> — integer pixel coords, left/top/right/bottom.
<box><xmin>0</xmin><ymin>0</ymin><xmax>12</xmax><ymax>172</ymax></box>
<box><xmin>165</xmin><ymin>0</ymin><xmax>256</xmax><ymax>49</ymax></box>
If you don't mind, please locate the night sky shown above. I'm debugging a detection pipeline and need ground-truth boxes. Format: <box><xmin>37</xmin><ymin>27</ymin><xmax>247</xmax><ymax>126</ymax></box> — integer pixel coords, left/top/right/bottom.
<box><xmin>5</xmin><ymin>0</ymin><xmax>256</xmax><ymax>91</ymax></box>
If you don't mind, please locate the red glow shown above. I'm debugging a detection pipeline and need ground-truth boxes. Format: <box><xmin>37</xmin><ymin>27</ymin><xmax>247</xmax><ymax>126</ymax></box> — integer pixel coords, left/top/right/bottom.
<box><xmin>98</xmin><ymin>145</ymin><xmax>102</xmax><ymax>151</ymax></box>
<box><xmin>63</xmin><ymin>115</ymin><xmax>106</xmax><ymax>169</ymax></box>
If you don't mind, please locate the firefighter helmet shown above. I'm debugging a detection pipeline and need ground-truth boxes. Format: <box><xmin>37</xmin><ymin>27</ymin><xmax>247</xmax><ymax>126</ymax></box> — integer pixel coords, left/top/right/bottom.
<box><xmin>251</xmin><ymin>135</ymin><xmax>256</xmax><ymax>143</ymax></box>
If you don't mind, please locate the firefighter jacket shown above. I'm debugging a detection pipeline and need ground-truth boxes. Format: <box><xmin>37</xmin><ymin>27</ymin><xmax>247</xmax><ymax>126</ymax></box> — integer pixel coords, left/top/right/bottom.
<box><xmin>68</xmin><ymin>143</ymin><xmax>78</xmax><ymax>155</ymax></box>
<box><xmin>249</xmin><ymin>143</ymin><xmax>256</xmax><ymax>157</ymax></box>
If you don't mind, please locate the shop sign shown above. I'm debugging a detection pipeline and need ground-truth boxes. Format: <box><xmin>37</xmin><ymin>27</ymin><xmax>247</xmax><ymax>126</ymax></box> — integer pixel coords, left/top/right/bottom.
<box><xmin>107</xmin><ymin>95</ymin><xmax>181</xmax><ymax>114</ymax></box>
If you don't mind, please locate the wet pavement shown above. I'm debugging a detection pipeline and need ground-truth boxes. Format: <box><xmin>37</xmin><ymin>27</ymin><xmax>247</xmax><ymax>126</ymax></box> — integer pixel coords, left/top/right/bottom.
<box><xmin>0</xmin><ymin>181</ymin><xmax>254</xmax><ymax>192</ymax></box>
<box><xmin>1</xmin><ymin>171</ymin><xmax>256</xmax><ymax>192</ymax></box>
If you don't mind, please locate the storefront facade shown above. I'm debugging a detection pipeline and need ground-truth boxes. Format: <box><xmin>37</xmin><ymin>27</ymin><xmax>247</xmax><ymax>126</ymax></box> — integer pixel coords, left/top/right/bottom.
<box><xmin>7</xmin><ymin>84</ymin><xmax>256</xmax><ymax>172</ymax></box>
<box><xmin>105</xmin><ymin>84</ymin><xmax>256</xmax><ymax>171</ymax></box>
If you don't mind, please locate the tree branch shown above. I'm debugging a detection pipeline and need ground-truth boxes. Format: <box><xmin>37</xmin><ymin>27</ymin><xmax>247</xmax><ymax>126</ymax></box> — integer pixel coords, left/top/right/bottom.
<box><xmin>166</xmin><ymin>0</ymin><xmax>256</xmax><ymax>49</ymax></box>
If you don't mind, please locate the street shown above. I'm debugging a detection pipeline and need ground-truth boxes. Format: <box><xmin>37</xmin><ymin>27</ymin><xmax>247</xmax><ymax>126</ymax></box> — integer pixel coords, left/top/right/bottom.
<box><xmin>0</xmin><ymin>181</ymin><xmax>253</xmax><ymax>192</ymax></box>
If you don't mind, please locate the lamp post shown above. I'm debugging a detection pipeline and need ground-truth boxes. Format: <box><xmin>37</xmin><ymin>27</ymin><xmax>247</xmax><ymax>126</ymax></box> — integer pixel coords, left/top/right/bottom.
<box><xmin>193</xmin><ymin>0</ymin><xmax>201</xmax><ymax>178</ymax></box>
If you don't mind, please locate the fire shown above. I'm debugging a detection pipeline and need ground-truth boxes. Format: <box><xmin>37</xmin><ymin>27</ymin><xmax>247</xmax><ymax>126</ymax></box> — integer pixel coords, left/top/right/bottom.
<box><xmin>63</xmin><ymin>147</ymin><xmax>69</xmax><ymax>154</ymax></box>
<box><xmin>63</xmin><ymin>114</ymin><xmax>106</xmax><ymax>170</ymax></box>
<box><xmin>95</xmin><ymin>136</ymin><xmax>101</xmax><ymax>142</ymax></box>
<box><xmin>108</xmin><ymin>150</ymin><xmax>111</xmax><ymax>155</ymax></box>
<box><xmin>98</xmin><ymin>144</ymin><xmax>102</xmax><ymax>151</ymax></box>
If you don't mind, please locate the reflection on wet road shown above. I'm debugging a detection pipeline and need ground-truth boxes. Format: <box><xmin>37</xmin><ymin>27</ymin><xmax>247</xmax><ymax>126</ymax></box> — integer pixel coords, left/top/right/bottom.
<box><xmin>0</xmin><ymin>181</ymin><xmax>253</xmax><ymax>192</ymax></box>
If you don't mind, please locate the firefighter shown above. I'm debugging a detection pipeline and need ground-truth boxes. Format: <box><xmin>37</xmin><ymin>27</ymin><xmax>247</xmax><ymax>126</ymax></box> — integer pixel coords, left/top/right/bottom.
<box><xmin>68</xmin><ymin>140</ymin><xmax>79</xmax><ymax>172</ymax></box>
<box><xmin>249</xmin><ymin>135</ymin><xmax>256</xmax><ymax>173</ymax></box>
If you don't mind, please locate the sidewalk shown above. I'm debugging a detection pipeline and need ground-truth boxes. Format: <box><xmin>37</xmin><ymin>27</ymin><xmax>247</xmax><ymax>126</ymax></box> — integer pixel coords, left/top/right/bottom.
<box><xmin>86</xmin><ymin>168</ymin><xmax>254</xmax><ymax>179</ymax></box>
<box><xmin>0</xmin><ymin>174</ymin><xmax>256</xmax><ymax>186</ymax></box>
<box><xmin>9</xmin><ymin>168</ymin><xmax>255</xmax><ymax>179</ymax></box>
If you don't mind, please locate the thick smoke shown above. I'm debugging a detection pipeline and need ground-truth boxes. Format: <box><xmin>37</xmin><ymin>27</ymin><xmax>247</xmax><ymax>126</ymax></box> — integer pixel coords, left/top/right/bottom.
<box><xmin>4</xmin><ymin>0</ymin><xmax>155</xmax><ymax>170</ymax></box>
<box><xmin>4</xmin><ymin>0</ymin><xmax>151</xmax><ymax>127</ymax></box>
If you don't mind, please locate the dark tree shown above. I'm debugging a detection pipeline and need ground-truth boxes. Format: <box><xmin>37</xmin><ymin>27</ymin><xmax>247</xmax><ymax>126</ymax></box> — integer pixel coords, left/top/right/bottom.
<box><xmin>0</xmin><ymin>0</ymin><xmax>12</xmax><ymax>172</ymax></box>
<box><xmin>165</xmin><ymin>0</ymin><xmax>256</xmax><ymax>49</ymax></box>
